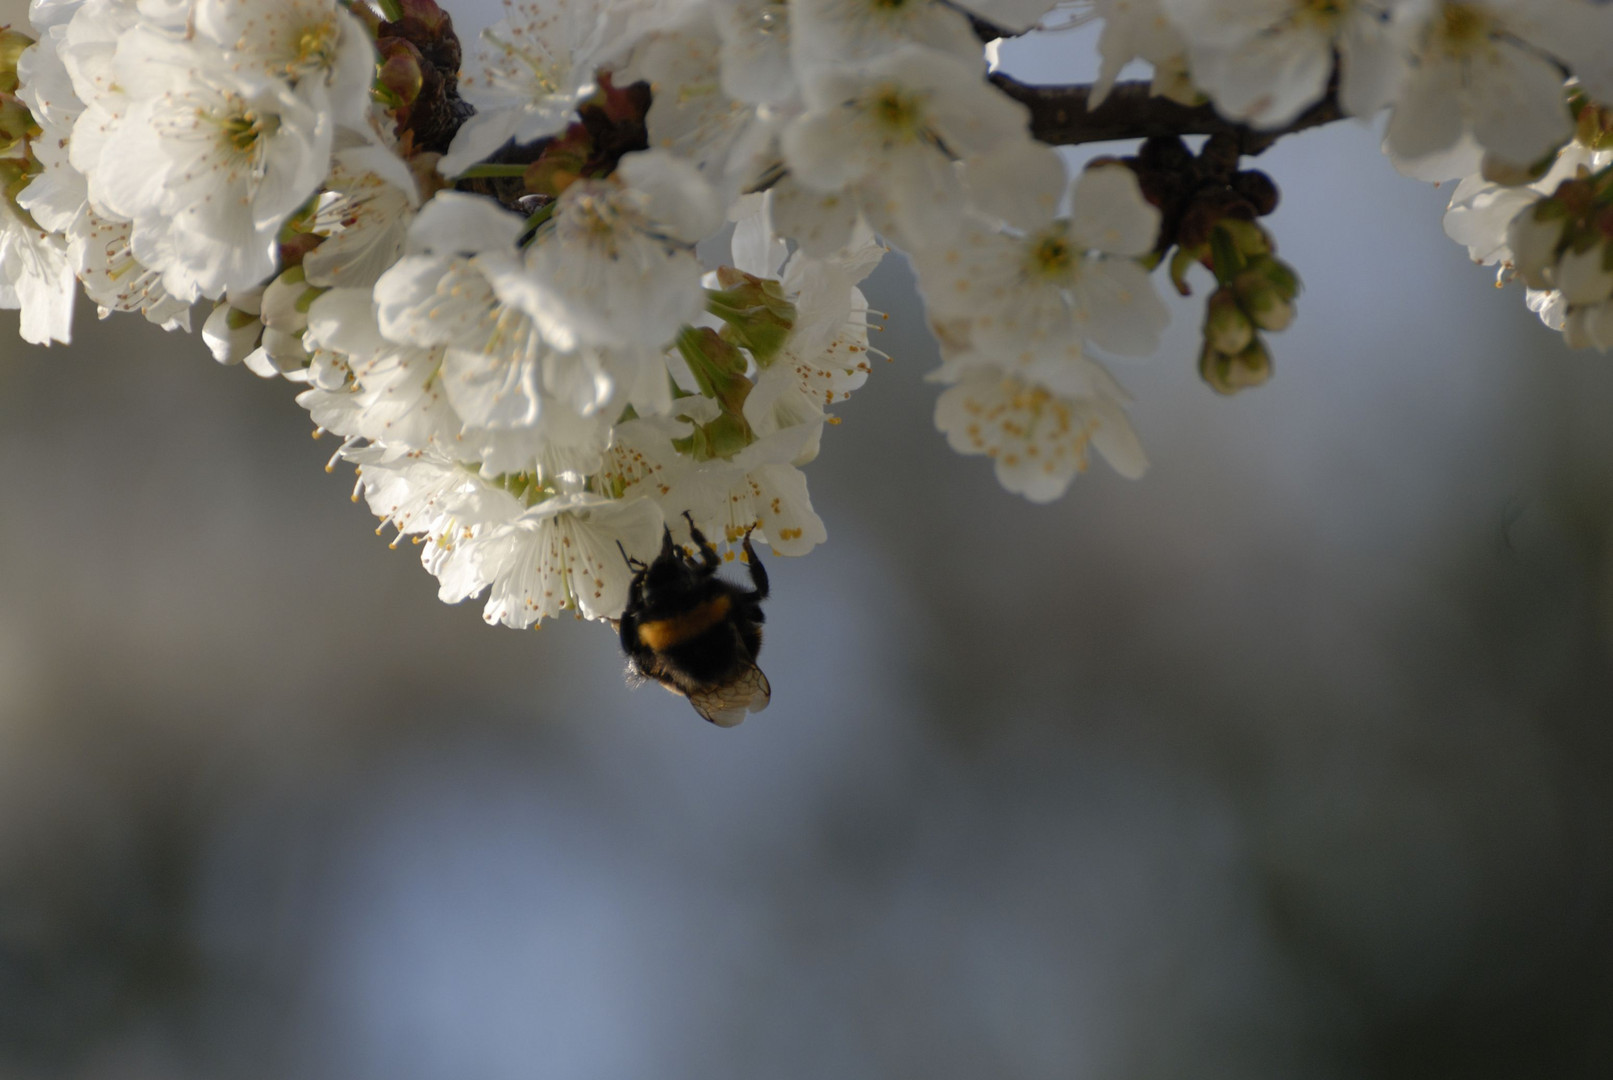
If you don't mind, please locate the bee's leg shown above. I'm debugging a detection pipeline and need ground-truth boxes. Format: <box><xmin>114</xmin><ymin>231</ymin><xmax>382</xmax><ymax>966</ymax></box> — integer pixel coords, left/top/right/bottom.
<box><xmin>741</xmin><ymin>528</ymin><xmax>769</xmax><ymax>600</ymax></box>
<box><xmin>682</xmin><ymin>510</ymin><xmax>720</xmax><ymax>573</ymax></box>
<box><xmin>616</xmin><ymin>540</ymin><xmax>646</xmax><ymax>571</ymax></box>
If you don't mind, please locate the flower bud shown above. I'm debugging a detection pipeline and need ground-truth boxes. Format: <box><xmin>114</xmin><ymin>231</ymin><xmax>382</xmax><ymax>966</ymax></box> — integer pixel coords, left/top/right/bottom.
<box><xmin>0</xmin><ymin>29</ymin><xmax>34</xmax><ymax>95</ymax></box>
<box><xmin>0</xmin><ymin>156</ymin><xmax>30</xmax><ymax>202</ymax></box>
<box><xmin>203</xmin><ymin>302</ymin><xmax>264</xmax><ymax>365</ymax></box>
<box><xmin>259</xmin><ymin>325</ymin><xmax>311</xmax><ymax>375</ymax></box>
<box><xmin>1198</xmin><ymin>133</ymin><xmax>1240</xmax><ymax>181</ymax></box>
<box><xmin>376</xmin><ymin>39</ymin><xmax>425</xmax><ymax>109</ymax></box>
<box><xmin>260</xmin><ymin>266</ymin><xmax>320</xmax><ymax>334</ymax></box>
<box><xmin>1217</xmin><ymin>218</ymin><xmax>1271</xmax><ymax>259</ymax></box>
<box><xmin>1235</xmin><ymin>256</ymin><xmax>1299</xmax><ymax>332</ymax></box>
<box><xmin>1231</xmin><ymin>170</ymin><xmax>1279</xmax><ymax>216</ymax></box>
<box><xmin>0</xmin><ymin>94</ymin><xmax>36</xmax><ymax>148</ymax></box>
<box><xmin>1204</xmin><ymin>289</ymin><xmax>1254</xmax><ymax>354</ymax></box>
<box><xmin>1200</xmin><ymin>339</ymin><xmax>1272</xmax><ymax>395</ymax></box>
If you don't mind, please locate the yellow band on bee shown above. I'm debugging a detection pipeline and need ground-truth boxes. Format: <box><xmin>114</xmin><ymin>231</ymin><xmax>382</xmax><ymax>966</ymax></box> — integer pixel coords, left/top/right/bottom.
<box><xmin>636</xmin><ymin>593</ymin><xmax>732</xmax><ymax>651</ymax></box>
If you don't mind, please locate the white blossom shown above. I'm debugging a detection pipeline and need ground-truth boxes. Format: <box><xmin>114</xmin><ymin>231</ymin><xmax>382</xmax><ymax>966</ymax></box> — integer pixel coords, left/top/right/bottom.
<box><xmin>709</xmin><ymin>0</ymin><xmax>796</xmax><ymax>105</ymax></box>
<box><xmin>302</xmin><ymin>147</ymin><xmax>420</xmax><ymax>290</ymax></box>
<box><xmin>660</xmin><ymin>422</ymin><xmax>830</xmax><ymax>555</ymax></box>
<box><xmin>518</xmin><ymin>149</ymin><xmax>721</xmax><ymax>352</ymax></box>
<box><xmin>790</xmin><ymin>0</ymin><xmax>980</xmax><ymax>75</ymax></box>
<box><xmin>461</xmin><ymin>491</ymin><xmax>666</xmax><ymax>626</ymax></box>
<box><xmin>1164</xmin><ymin>0</ymin><xmax>1405</xmax><ymax>127</ymax></box>
<box><xmin>621</xmin><ymin>7</ymin><xmax>779</xmax><ymax>205</ymax></box>
<box><xmin>1070</xmin><ymin>0</ymin><xmax>1193</xmax><ymax>108</ymax></box>
<box><xmin>439</xmin><ymin>0</ymin><xmax>669</xmax><ymax>178</ymax></box>
<box><xmin>92</xmin><ymin>31</ymin><xmax>333</xmax><ymax>298</ymax></box>
<box><xmin>1384</xmin><ymin>0</ymin><xmax>1584</xmax><ymax>179</ymax></box>
<box><xmin>911</xmin><ymin>163</ymin><xmax>1167</xmax><ymax>363</ymax></box>
<box><xmin>934</xmin><ymin>361</ymin><xmax>1147</xmax><ymax>502</ymax></box>
<box><xmin>193</xmin><ymin>0</ymin><xmax>378</xmax><ymax>132</ymax></box>
<box><xmin>782</xmin><ymin>45</ymin><xmax>1030</xmax><ymax>251</ymax></box>
<box><xmin>67</xmin><ymin>212</ymin><xmax>191</xmax><ymax>330</ymax></box>
<box><xmin>1442</xmin><ymin>143</ymin><xmax>1609</xmax><ymax>273</ymax></box>
<box><xmin>0</xmin><ymin>197</ymin><xmax>76</xmax><ymax>345</ymax></box>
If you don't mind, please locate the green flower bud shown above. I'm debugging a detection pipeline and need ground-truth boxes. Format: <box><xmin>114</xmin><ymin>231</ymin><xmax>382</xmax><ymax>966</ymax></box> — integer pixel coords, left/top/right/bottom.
<box><xmin>1234</xmin><ymin>257</ymin><xmax>1300</xmax><ymax>332</ymax></box>
<box><xmin>0</xmin><ymin>94</ymin><xmax>38</xmax><ymax>149</ymax></box>
<box><xmin>0</xmin><ymin>29</ymin><xmax>35</xmax><ymax>95</ymax></box>
<box><xmin>1217</xmin><ymin>218</ymin><xmax>1271</xmax><ymax>259</ymax></box>
<box><xmin>1199</xmin><ymin>338</ymin><xmax>1273</xmax><ymax>396</ymax></box>
<box><xmin>1204</xmin><ymin>288</ymin><xmax>1254</xmax><ymax>354</ymax></box>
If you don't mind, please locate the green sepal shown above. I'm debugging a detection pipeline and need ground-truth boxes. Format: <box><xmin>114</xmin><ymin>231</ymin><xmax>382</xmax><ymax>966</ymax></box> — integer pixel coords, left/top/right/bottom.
<box><xmin>677</xmin><ymin>326</ymin><xmax>751</xmax><ymax>414</ymax></box>
<box><xmin>1168</xmin><ymin>246</ymin><xmax>1198</xmax><ymax>296</ymax></box>
<box><xmin>1208</xmin><ymin>225</ymin><xmax>1244</xmax><ymax>287</ymax></box>
<box><xmin>705</xmin><ymin>267</ymin><xmax>795</xmax><ymax>367</ymax></box>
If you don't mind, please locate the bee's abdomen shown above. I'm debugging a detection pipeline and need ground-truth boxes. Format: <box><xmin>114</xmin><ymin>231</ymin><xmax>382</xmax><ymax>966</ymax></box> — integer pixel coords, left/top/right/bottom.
<box><xmin>636</xmin><ymin>593</ymin><xmax>732</xmax><ymax>653</ymax></box>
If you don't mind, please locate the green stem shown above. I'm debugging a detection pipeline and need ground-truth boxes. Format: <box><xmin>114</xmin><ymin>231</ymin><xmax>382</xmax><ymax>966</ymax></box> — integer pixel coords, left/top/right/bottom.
<box><xmin>374</xmin><ymin>0</ymin><xmax>404</xmax><ymax>21</ymax></box>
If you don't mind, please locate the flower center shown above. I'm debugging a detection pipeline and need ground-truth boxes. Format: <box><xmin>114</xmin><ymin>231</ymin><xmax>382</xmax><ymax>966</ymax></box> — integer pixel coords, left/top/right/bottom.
<box><xmin>483</xmin><ymin>30</ymin><xmax>561</xmax><ymax>98</ymax></box>
<box><xmin>223</xmin><ymin>109</ymin><xmax>277</xmax><ymax>154</ymax></box>
<box><xmin>1296</xmin><ymin>0</ymin><xmax>1344</xmax><ymax>28</ymax></box>
<box><xmin>1436</xmin><ymin>3</ymin><xmax>1490</xmax><ymax>50</ymax></box>
<box><xmin>868</xmin><ymin>85</ymin><xmax>926</xmax><ymax>142</ymax></box>
<box><xmin>295</xmin><ymin>18</ymin><xmax>339</xmax><ymax>73</ymax></box>
<box><xmin>1025</xmin><ymin>226</ymin><xmax>1076</xmax><ymax>283</ymax></box>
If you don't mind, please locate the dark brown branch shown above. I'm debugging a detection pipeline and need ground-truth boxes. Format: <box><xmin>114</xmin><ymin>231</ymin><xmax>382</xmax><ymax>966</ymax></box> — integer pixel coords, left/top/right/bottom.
<box><xmin>990</xmin><ymin>76</ymin><xmax>1346</xmax><ymax>157</ymax></box>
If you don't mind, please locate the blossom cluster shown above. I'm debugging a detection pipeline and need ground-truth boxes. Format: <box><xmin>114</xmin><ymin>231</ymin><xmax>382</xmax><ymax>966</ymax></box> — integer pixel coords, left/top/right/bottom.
<box><xmin>0</xmin><ymin>0</ymin><xmax>1609</xmax><ymax>649</ymax></box>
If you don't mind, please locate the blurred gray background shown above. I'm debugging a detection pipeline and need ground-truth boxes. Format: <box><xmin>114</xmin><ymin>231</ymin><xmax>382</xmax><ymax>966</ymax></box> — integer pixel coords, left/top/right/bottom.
<box><xmin>2</xmin><ymin>8</ymin><xmax>1612</xmax><ymax>1078</ymax></box>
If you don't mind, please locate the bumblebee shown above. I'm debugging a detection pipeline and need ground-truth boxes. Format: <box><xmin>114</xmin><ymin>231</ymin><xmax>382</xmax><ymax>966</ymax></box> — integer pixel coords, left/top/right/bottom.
<box><xmin>617</xmin><ymin>512</ymin><xmax>772</xmax><ymax>727</ymax></box>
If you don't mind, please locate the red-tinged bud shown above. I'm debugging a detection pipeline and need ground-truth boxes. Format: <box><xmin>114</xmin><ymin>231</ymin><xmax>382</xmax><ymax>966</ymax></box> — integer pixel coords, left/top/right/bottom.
<box><xmin>1137</xmin><ymin>136</ymin><xmax>1192</xmax><ymax>173</ymax></box>
<box><xmin>380</xmin><ymin>0</ymin><xmax>459</xmax><ymax>81</ymax></box>
<box><xmin>385</xmin><ymin>0</ymin><xmax>452</xmax><ymax>37</ymax></box>
<box><xmin>523</xmin><ymin>125</ymin><xmax>593</xmax><ymax>197</ymax></box>
<box><xmin>595</xmin><ymin>72</ymin><xmax>647</xmax><ymax>125</ymax></box>
<box><xmin>376</xmin><ymin>40</ymin><xmax>425</xmax><ymax>108</ymax></box>
<box><xmin>275</xmin><ymin>230</ymin><xmax>324</xmax><ymax>270</ymax></box>
<box><xmin>1197</xmin><ymin>133</ymin><xmax>1241</xmax><ymax>181</ymax></box>
<box><xmin>1231</xmin><ymin>170</ymin><xmax>1279</xmax><ymax>216</ymax></box>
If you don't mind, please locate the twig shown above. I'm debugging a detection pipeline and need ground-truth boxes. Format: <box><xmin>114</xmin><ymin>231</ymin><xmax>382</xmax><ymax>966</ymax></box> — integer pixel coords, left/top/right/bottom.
<box><xmin>991</xmin><ymin>76</ymin><xmax>1347</xmax><ymax>157</ymax></box>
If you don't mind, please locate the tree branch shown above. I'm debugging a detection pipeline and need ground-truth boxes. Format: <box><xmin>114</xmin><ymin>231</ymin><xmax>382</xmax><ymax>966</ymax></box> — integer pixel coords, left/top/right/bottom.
<box><xmin>991</xmin><ymin>76</ymin><xmax>1346</xmax><ymax>157</ymax></box>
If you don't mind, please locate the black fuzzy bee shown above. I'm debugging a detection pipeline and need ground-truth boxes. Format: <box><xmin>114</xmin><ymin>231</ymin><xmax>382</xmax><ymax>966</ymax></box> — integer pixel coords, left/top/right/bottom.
<box><xmin>617</xmin><ymin>512</ymin><xmax>771</xmax><ymax>727</ymax></box>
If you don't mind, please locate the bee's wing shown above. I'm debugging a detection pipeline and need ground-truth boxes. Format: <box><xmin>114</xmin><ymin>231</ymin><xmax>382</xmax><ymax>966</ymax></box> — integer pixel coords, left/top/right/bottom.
<box><xmin>688</xmin><ymin>664</ymin><xmax>772</xmax><ymax>727</ymax></box>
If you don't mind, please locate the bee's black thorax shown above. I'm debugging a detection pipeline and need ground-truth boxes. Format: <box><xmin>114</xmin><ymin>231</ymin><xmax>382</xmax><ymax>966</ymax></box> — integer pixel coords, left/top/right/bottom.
<box><xmin>617</xmin><ymin>516</ymin><xmax>771</xmax><ymax>724</ymax></box>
